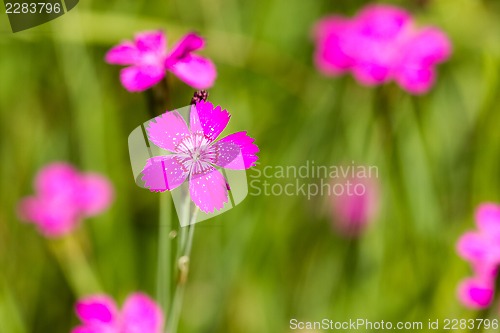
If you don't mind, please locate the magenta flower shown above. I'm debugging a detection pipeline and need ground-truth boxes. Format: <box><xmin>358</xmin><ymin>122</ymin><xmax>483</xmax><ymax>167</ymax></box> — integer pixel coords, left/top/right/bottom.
<box><xmin>456</xmin><ymin>203</ymin><xmax>500</xmax><ymax>309</ymax></box>
<box><xmin>313</xmin><ymin>4</ymin><xmax>451</xmax><ymax>94</ymax></box>
<box><xmin>330</xmin><ymin>176</ymin><xmax>380</xmax><ymax>237</ymax></box>
<box><xmin>72</xmin><ymin>293</ymin><xmax>163</xmax><ymax>333</ymax></box>
<box><xmin>105</xmin><ymin>31</ymin><xmax>216</xmax><ymax>92</ymax></box>
<box><xmin>141</xmin><ymin>100</ymin><xmax>259</xmax><ymax>213</ymax></box>
<box><xmin>18</xmin><ymin>162</ymin><xmax>114</xmax><ymax>237</ymax></box>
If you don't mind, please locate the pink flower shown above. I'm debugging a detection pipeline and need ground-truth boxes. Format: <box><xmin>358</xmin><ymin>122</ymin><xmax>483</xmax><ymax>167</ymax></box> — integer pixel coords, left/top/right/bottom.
<box><xmin>18</xmin><ymin>163</ymin><xmax>114</xmax><ymax>237</ymax></box>
<box><xmin>72</xmin><ymin>293</ymin><xmax>163</xmax><ymax>333</ymax></box>
<box><xmin>105</xmin><ymin>31</ymin><xmax>216</xmax><ymax>92</ymax></box>
<box><xmin>313</xmin><ymin>4</ymin><xmax>451</xmax><ymax>94</ymax></box>
<box><xmin>457</xmin><ymin>277</ymin><xmax>495</xmax><ymax>309</ymax></box>
<box><xmin>329</xmin><ymin>176</ymin><xmax>380</xmax><ymax>237</ymax></box>
<box><xmin>141</xmin><ymin>100</ymin><xmax>259</xmax><ymax>213</ymax></box>
<box><xmin>456</xmin><ymin>203</ymin><xmax>500</xmax><ymax>309</ymax></box>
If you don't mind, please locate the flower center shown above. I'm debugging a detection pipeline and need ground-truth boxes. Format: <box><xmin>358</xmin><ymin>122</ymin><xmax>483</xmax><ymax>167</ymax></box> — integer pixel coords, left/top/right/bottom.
<box><xmin>175</xmin><ymin>133</ymin><xmax>216</xmax><ymax>174</ymax></box>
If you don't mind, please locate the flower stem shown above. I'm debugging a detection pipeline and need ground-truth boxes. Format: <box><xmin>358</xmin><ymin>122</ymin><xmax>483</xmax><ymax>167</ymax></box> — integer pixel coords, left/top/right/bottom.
<box><xmin>166</xmin><ymin>206</ymin><xmax>199</xmax><ymax>333</ymax></box>
<box><xmin>48</xmin><ymin>234</ymin><xmax>101</xmax><ymax>297</ymax></box>
<box><xmin>157</xmin><ymin>192</ymin><xmax>173</xmax><ymax>315</ymax></box>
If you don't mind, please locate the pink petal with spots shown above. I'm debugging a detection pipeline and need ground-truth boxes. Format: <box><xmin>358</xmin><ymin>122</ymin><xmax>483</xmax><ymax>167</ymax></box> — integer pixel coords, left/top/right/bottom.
<box><xmin>313</xmin><ymin>16</ymin><xmax>354</xmax><ymax>75</ymax></box>
<box><xmin>475</xmin><ymin>203</ymin><xmax>500</xmax><ymax>234</ymax></box>
<box><xmin>120</xmin><ymin>66</ymin><xmax>165</xmax><ymax>92</ymax></box>
<box><xmin>76</xmin><ymin>295</ymin><xmax>118</xmax><ymax>325</ymax></box>
<box><xmin>78</xmin><ymin>174</ymin><xmax>114</xmax><ymax>217</ymax></box>
<box><xmin>212</xmin><ymin>131</ymin><xmax>259</xmax><ymax>169</ymax></box>
<box><xmin>105</xmin><ymin>42</ymin><xmax>140</xmax><ymax>66</ymax></box>
<box><xmin>191</xmin><ymin>101</ymin><xmax>230</xmax><ymax>142</ymax></box>
<box><xmin>167</xmin><ymin>54</ymin><xmax>216</xmax><ymax>89</ymax></box>
<box><xmin>189</xmin><ymin>166</ymin><xmax>229</xmax><ymax>213</ymax></box>
<box><xmin>457</xmin><ymin>277</ymin><xmax>494</xmax><ymax>309</ymax></box>
<box><xmin>166</xmin><ymin>33</ymin><xmax>205</xmax><ymax>64</ymax></box>
<box><xmin>134</xmin><ymin>31</ymin><xmax>167</xmax><ymax>54</ymax></box>
<box><xmin>141</xmin><ymin>155</ymin><xmax>189</xmax><ymax>192</ymax></box>
<box><xmin>456</xmin><ymin>231</ymin><xmax>490</xmax><ymax>263</ymax></box>
<box><xmin>146</xmin><ymin>111</ymin><xmax>190</xmax><ymax>152</ymax></box>
<box><xmin>121</xmin><ymin>293</ymin><xmax>164</xmax><ymax>333</ymax></box>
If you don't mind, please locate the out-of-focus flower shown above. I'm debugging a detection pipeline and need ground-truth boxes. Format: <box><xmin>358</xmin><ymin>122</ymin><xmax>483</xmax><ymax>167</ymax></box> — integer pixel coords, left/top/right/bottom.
<box><xmin>313</xmin><ymin>4</ymin><xmax>451</xmax><ymax>94</ymax></box>
<box><xmin>105</xmin><ymin>31</ymin><xmax>216</xmax><ymax>92</ymax></box>
<box><xmin>18</xmin><ymin>162</ymin><xmax>114</xmax><ymax>237</ymax></box>
<box><xmin>329</xmin><ymin>176</ymin><xmax>380</xmax><ymax>237</ymax></box>
<box><xmin>72</xmin><ymin>293</ymin><xmax>163</xmax><ymax>333</ymax></box>
<box><xmin>141</xmin><ymin>100</ymin><xmax>259</xmax><ymax>213</ymax></box>
<box><xmin>456</xmin><ymin>203</ymin><xmax>500</xmax><ymax>309</ymax></box>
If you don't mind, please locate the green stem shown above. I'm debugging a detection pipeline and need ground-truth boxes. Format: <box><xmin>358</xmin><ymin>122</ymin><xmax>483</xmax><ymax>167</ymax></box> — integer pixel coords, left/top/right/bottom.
<box><xmin>48</xmin><ymin>234</ymin><xmax>101</xmax><ymax>297</ymax></box>
<box><xmin>166</xmin><ymin>207</ymin><xmax>199</xmax><ymax>333</ymax></box>
<box><xmin>157</xmin><ymin>192</ymin><xmax>173</xmax><ymax>314</ymax></box>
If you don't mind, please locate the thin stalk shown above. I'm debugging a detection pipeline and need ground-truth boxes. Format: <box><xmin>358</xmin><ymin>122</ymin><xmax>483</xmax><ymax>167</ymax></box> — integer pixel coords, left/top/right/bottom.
<box><xmin>157</xmin><ymin>192</ymin><xmax>173</xmax><ymax>313</ymax></box>
<box><xmin>166</xmin><ymin>207</ymin><xmax>199</xmax><ymax>333</ymax></box>
<box><xmin>48</xmin><ymin>234</ymin><xmax>101</xmax><ymax>297</ymax></box>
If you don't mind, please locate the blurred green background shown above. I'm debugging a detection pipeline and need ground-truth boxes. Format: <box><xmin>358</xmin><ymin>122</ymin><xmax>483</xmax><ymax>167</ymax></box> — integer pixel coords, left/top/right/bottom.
<box><xmin>2</xmin><ymin>0</ymin><xmax>500</xmax><ymax>332</ymax></box>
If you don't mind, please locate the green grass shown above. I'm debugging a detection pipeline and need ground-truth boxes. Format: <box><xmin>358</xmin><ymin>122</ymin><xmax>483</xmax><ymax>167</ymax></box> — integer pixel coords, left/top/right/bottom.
<box><xmin>2</xmin><ymin>0</ymin><xmax>500</xmax><ymax>332</ymax></box>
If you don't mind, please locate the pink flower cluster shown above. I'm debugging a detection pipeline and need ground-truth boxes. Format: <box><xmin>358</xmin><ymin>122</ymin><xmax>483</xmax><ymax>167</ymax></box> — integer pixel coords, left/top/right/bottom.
<box><xmin>18</xmin><ymin>163</ymin><xmax>114</xmax><ymax>237</ymax></box>
<box><xmin>106</xmin><ymin>31</ymin><xmax>216</xmax><ymax>92</ymax></box>
<box><xmin>313</xmin><ymin>4</ymin><xmax>451</xmax><ymax>94</ymax></box>
<box><xmin>456</xmin><ymin>203</ymin><xmax>500</xmax><ymax>309</ymax></box>
<box><xmin>72</xmin><ymin>293</ymin><xmax>163</xmax><ymax>333</ymax></box>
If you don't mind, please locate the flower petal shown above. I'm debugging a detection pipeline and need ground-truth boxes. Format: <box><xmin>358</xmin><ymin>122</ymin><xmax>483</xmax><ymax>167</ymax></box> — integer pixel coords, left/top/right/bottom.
<box><xmin>167</xmin><ymin>54</ymin><xmax>216</xmax><ymax>90</ymax></box>
<box><xmin>18</xmin><ymin>196</ymin><xmax>80</xmax><ymax>237</ymax></box>
<box><xmin>146</xmin><ymin>111</ymin><xmax>190</xmax><ymax>152</ymax></box>
<box><xmin>71</xmin><ymin>325</ymin><xmax>113</xmax><ymax>333</ymax></box>
<box><xmin>105</xmin><ymin>42</ymin><xmax>140</xmax><ymax>66</ymax></box>
<box><xmin>120</xmin><ymin>66</ymin><xmax>165</xmax><ymax>92</ymax></box>
<box><xmin>354</xmin><ymin>4</ymin><xmax>412</xmax><ymax>40</ymax></box>
<box><xmin>400</xmin><ymin>27</ymin><xmax>452</xmax><ymax>66</ymax></box>
<box><xmin>190</xmin><ymin>100</ymin><xmax>230</xmax><ymax>142</ymax></box>
<box><xmin>141</xmin><ymin>155</ymin><xmax>189</xmax><ymax>192</ymax></box>
<box><xmin>35</xmin><ymin>162</ymin><xmax>80</xmax><ymax>198</ymax></box>
<box><xmin>394</xmin><ymin>65</ymin><xmax>435</xmax><ymax>95</ymax></box>
<box><xmin>313</xmin><ymin>16</ymin><xmax>354</xmax><ymax>75</ymax></box>
<box><xmin>189</xmin><ymin>166</ymin><xmax>229</xmax><ymax>213</ymax></box>
<box><xmin>78</xmin><ymin>174</ymin><xmax>114</xmax><ymax>217</ymax></box>
<box><xmin>475</xmin><ymin>203</ymin><xmax>500</xmax><ymax>234</ymax></box>
<box><xmin>134</xmin><ymin>30</ymin><xmax>167</xmax><ymax>54</ymax></box>
<box><xmin>212</xmin><ymin>131</ymin><xmax>259</xmax><ymax>169</ymax></box>
<box><xmin>121</xmin><ymin>293</ymin><xmax>164</xmax><ymax>333</ymax></box>
<box><xmin>456</xmin><ymin>231</ymin><xmax>490</xmax><ymax>263</ymax></box>
<box><xmin>75</xmin><ymin>295</ymin><xmax>118</xmax><ymax>325</ymax></box>
<box><xmin>457</xmin><ymin>277</ymin><xmax>494</xmax><ymax>309</ymax></box>
<box><xmin>352</xmin><ymin>62</ymin><xmax>392</xmax><ymax>85</ymax></box>
<box><xmin>165</xmin><ymin>33</ymin><xmax>205</xmax><ymax>64</ymax></box>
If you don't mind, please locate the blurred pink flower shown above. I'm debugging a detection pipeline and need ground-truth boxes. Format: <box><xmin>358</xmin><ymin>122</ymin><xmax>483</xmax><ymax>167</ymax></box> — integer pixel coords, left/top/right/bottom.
<box><xmin>330</xmin><ymin>176</ymin><xmax>380</xmax><ymax>237</ymax></box>
<box><xmin>72</xmin><ymin>293</ymin><xmax>163</xmax><ymax>333</ymax></box>
<box><xmin>456</xmin><ymin>203</ymin><xmax>500</xmax><ymax>309</ymax></box>
<box><xmin>18</xmin><ymin>162</ymin><xmax>113</xmax><ymax>237</ymax></box>
<box><xmin>457</xmin><ymin>277</ymin><xmax>495</xmax><ymax>309</ymax></box>
<box><xmin>313</xmin><ymin>4</ymin><xmax>451</xmax><ymax>94</ymax></box>
<box><xmin>105</xmin><ymin>31</ymin><xmax>216</xmax><ymax>92</ymax></box>
<box><xmin>141</xmin><ymin>100</ymin><xmax>259</xmax><ymax>213</ymax></box>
